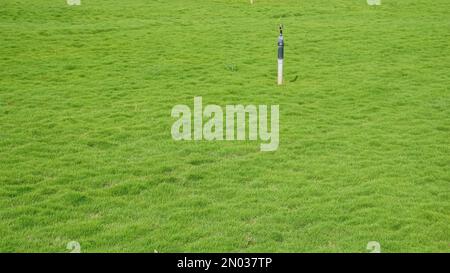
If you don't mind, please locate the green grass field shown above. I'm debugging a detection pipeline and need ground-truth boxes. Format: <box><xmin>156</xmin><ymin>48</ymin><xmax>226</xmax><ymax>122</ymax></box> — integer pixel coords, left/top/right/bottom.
<box><xmin>0</xmin><ymin>0</ymin><xmax>449</xmax><ymax>253</ymax></box>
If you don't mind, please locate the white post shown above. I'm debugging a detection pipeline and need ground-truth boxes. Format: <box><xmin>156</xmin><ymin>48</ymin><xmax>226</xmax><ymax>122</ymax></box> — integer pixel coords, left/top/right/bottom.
<box><xmin>67</xmin><ymin>0</ymin><xmax>81</xmax><ymax>6</ymax></box>
<box><xmin>367</xmin><ymin>0</ymin><xmax>381</xmax><ymax>6</ymax></box>
<box><xmin>277</xmin><ymin>25</ymin><xmax>284</xmax><ymax>85</ymax></box>
<box><xmin>277</xmin><ymin>59</ymin><xmax>283</xmax><ymax>85</ymax></box>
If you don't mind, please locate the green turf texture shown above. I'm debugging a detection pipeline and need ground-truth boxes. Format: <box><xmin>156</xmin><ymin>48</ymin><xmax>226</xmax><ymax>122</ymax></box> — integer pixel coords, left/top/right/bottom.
<box><xmin>0</xmin><ymin>0</ymin><xmax>449</xmax><ymax>252</ymax></box>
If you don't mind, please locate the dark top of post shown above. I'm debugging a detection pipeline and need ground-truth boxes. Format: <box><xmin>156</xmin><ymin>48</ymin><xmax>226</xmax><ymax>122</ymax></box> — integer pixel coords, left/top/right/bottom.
<box><xmin>278</xmin><ymin>25</ymin><xmax>284</xmax><ymax>60</ymax></box>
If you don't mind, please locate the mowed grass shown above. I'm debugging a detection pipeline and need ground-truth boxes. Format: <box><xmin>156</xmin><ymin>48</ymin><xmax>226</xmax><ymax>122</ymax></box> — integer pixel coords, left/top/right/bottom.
<box><xmin>0</xmin><ymin>0</ymin><xmax>449</xmax><ymax>252</ymax></box>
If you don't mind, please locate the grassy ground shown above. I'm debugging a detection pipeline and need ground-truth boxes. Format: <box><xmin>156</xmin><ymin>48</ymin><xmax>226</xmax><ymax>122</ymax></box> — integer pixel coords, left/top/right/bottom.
<box><xmin>0</xmin><ymin>0</ymin><xmax>449</xmax><ymax>252</ymax></box>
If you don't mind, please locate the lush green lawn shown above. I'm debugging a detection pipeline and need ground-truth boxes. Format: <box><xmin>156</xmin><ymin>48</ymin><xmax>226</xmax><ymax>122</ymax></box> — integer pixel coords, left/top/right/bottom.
<box><xmin>0</xmin><ymin>0</ymin><xmax>449</xmax><ymax>252</ymax></box>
